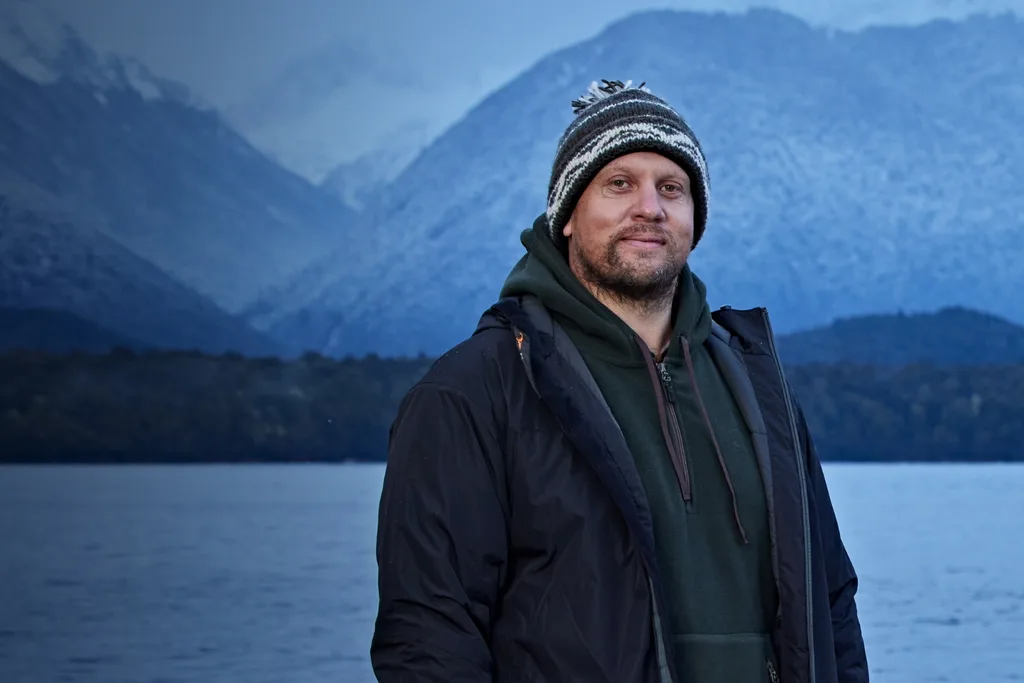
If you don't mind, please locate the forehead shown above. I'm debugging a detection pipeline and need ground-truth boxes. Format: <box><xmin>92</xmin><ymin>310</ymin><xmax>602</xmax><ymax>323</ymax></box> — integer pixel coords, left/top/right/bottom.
<box><xmin>599</xmin><ymin>151</ymin><xmax>689</xmax><ymax>178</ymax></box>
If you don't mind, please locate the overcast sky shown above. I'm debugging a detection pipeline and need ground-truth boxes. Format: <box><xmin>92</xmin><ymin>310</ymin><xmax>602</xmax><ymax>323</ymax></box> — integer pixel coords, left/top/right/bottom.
<box><xmin>29</xmin><ymin>0</ymin><xmax>1021</xmax><ymax>109</ymax></box>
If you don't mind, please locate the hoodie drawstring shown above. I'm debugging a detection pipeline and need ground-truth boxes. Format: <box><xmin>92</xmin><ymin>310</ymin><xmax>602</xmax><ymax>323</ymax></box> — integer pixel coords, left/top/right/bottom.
<box><xmin>680</xmin><ymin>335</ymin><xmax>749</xmax><ymax>545</ymax></box>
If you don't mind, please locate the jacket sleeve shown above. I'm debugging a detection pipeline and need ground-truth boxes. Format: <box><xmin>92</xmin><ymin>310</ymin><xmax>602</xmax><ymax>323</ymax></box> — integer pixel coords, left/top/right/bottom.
<box><xmin>797</xmin><ymin>402</ymin><xmax>870</xmax><ymax>683</ymax></box>
<box><xmin>370</xmin><ymin>380</ymin><xmax>508</xmax><ymax>683</ymax></box>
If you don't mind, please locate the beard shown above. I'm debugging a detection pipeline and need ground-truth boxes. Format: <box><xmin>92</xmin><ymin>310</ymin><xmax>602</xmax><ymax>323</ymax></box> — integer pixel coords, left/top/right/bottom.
<box><xmin>570</xmin><ymin>224</ymin><xmax>689</xmax><ymax>312</ymax></box>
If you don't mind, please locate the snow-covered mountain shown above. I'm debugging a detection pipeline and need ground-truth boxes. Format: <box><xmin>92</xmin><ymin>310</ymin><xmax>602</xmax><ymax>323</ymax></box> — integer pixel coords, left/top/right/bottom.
<box><xmin>0</xmin><ymin>0</ymin><xmax>358</xmax><ymax>315</ymax></box>
<box><xmin>0</xmin><ymin>184</ymin><xmax>284</xmax><ymax>356</ymax></box>
<box><xmin>254</xmin><ymin>8</ymin><xmax>1024</xmax><ymax>358</ymax></box>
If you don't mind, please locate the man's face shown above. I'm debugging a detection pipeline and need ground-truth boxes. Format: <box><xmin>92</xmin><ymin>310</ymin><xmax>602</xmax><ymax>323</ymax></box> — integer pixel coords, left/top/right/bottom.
<box><xmin>563</xmin><ymin>151</ymin><xmax>695</xmax><ymax>306</ymax></box>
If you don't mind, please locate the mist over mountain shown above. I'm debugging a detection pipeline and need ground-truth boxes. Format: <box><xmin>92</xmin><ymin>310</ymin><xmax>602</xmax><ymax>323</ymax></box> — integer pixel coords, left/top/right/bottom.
<box><xmin>224</xmin><ymin>38</ymin><xmax>500</xmax><ymax>185</ymax></box>
<box><xmin>318</xmin><ymin>120</ymin><xmax>434</xmax><ymax>211</ymax></box>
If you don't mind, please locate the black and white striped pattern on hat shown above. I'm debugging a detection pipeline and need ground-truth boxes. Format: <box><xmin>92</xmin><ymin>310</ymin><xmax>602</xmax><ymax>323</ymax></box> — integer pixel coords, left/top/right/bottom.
<box><xmin>545</xmin><ymin>80</ymin><xmax>710</xmax><ymax>251</ymax></box>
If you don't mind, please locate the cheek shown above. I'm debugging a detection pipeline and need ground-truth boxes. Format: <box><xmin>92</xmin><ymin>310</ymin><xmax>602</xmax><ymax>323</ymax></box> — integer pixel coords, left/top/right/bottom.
<box><xmin>669</xmin><ymin>207</ymin><xmax>695</xmax><ymax>237</ymax></box>
<box><xmin>589</xmin><ymin>212</ymin><xmax>622</xmax><ymax>243</ymax></box>
<box><xmin>584</xmin><ymin>229</ymin><xmax>617</xmax><ymax>255</ymax></box>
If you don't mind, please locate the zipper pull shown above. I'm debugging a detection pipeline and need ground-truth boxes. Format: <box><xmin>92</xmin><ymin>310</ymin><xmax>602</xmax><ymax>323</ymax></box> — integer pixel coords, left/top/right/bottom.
<box><xmin>766</xmin><ymin>659</ymin><xmax>779</xmax><ymax>683</ymax></box>
<box><xmin>656</xmin><ymin>362</ymin><xmax>676</xmax><ymax>403</ymax></box>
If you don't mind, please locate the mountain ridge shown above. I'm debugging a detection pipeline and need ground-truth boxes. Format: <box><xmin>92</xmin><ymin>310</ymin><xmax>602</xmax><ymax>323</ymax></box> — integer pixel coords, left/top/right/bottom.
<box><xmin>0</xmin><ymin>186</ymin><xmax>286</xmax><ymax>356</ymax></box>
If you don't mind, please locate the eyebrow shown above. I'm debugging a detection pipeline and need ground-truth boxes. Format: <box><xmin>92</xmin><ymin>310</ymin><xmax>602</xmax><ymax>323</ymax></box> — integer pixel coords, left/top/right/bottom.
<box><xmin>603</xmin><ymin>165</ymin><xmax>689</xmax><ymax>184</ymax></box>
<box><xmin>602</xmin><ymin>163</ymin><xmax>633</xmax><ymax>176</ymax></box>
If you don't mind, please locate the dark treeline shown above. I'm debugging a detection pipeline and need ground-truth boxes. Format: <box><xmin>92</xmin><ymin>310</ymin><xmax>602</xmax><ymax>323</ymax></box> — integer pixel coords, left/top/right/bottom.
<box><xmin>1</xmin><ymin>348</ymin><xmax>1022</xmax><ymax>463</ymax></box>
<box><xmin>786</xmin><ymin>363</ymin><xmax>1024</xmax><ymax>461</ymax></box>
<box><xmin>0</xmin><ymin>348</ymin><xmax>432</xmax><ymax>463</ymax></box>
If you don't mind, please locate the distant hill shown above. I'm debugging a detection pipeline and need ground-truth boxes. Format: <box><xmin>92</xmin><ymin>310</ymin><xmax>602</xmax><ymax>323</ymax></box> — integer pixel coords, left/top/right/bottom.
<box><xmin>776</xmin><ymin>306</ymin><xmax>1024</xmax><ymax>366</ymax></box>
<box><xmin>0</xmin><ymin>307</ymin><xmax>146</xmax><ymax>353</ymax></box>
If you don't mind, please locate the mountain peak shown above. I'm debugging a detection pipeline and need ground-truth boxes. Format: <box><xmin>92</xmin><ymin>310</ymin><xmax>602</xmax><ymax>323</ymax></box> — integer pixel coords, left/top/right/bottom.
<box><xmin>0</xmin><ymin>0</ymin><xmax>208</xmax><ymax>109</ymax></box>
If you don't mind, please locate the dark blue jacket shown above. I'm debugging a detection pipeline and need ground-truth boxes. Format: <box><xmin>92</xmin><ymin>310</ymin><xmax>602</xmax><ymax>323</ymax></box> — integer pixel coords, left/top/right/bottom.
<box><xmin>371</xmin><ymin>295</ymin><xmax>869</xmax><ymax>683</ymax></box>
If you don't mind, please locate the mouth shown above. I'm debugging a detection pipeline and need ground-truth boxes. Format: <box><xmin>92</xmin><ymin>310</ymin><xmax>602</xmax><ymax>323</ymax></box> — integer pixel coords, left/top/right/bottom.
<box><xmin>619</xmin><ymin>234</ymin><xmax>666</xmax><ymax>249</ymax></box>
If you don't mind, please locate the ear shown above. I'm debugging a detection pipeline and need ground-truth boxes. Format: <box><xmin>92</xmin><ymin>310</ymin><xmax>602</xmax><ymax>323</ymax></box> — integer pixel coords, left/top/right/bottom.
<box><xmin>563</xmin><ymin>215</ymin><xmax>574</xmax><ymax>238</ymax></box>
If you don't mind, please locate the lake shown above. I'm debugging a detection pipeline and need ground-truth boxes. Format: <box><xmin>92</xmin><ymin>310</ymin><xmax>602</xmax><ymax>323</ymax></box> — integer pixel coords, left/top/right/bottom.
<box><xmin>1</xmin><ymin>463</ymin><xmax>1022</xmax><ymax>682</ymax></box>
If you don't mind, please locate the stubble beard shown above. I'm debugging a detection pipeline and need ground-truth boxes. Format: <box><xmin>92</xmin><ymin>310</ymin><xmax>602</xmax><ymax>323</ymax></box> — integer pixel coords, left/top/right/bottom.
<box><xmin>571</xmin><ymin>227</ymin><xmax>688</xmax><ymax>316</ymax></box>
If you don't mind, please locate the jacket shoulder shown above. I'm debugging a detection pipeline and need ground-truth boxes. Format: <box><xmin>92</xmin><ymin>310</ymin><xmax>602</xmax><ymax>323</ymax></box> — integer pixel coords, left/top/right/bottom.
<box><xmin>410</xmin><ymin>314</ymin><xmax>520</xmax><ymax>406</ymax></box>
<box><xmin>711</xmin><ymin>305</ymin><xmax>775</xmax><ymax>355</ymax></box>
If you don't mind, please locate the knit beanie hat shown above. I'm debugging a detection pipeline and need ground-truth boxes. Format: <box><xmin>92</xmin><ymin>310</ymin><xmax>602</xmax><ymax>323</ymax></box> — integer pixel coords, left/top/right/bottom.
<box><xmin>546</xmin><ymin>79</ymin><xmax>710</xmax><ymax>251</ymax></box>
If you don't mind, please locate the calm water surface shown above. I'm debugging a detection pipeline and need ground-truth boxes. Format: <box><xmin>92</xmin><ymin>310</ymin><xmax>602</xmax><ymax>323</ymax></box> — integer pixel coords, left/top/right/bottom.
<box><xmin>1</xmin><ymin>463</ymin><xmax>1022</xmax><ymax>682</ymax></box>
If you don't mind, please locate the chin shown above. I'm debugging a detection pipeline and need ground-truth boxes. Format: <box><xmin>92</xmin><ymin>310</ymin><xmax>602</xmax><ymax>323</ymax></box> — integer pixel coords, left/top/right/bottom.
<box><xmin>618</xmin><ymin>250</ymin><xmax>677</xmax><ymax>272</ymax></box>
<box><xmin>612</xmin><ymin>263</ymin><xmax>674</xmax><ymax>284</ymax></box>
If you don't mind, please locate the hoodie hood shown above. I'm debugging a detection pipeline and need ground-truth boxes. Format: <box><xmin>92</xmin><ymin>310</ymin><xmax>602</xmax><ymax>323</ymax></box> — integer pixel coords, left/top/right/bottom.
<box><xmin>500</xmin><ymin>214</ymin><xmax>712</xmax><ymax>366</ymax></box>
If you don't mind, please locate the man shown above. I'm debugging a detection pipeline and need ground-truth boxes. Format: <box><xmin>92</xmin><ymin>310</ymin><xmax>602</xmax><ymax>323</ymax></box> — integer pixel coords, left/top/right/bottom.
<box><xmin>370</xmin><ymin>79</ymin><xmax>869</xmax><ymax>683</ymax></box>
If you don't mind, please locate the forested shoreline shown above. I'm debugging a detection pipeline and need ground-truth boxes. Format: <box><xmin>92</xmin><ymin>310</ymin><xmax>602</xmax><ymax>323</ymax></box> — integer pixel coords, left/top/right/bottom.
<box><xmin>2</xmin><ymin>347</ymin><xmax>1023</xmax><ymax>463</ymax></box>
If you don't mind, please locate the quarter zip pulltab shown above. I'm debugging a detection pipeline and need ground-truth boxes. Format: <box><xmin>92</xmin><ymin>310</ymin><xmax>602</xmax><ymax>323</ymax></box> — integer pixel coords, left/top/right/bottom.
<box><xmin>644</xmin><ymin>345</ymin><xmax>691</xmax><ymax>503</ymax></box>
<box><xmin>637</xmin><ymin>335</ymin><xmax>692</xmax><ymax>504</ymax></box>
<box><xmin>657</xmin><ymin>362</ymin><xmax>675</xmax><ymax>403</ymax></box>
<box><xmin>659</xmin><ymin>363</ymin><xmax>693</xmax><ymax>504</ymax></box>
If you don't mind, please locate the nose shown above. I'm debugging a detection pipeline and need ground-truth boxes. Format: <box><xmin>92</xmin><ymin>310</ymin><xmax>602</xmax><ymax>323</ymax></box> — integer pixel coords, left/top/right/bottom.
<box><xmin>633</xmin><ymin>180</ymin><xmax>665</xmax><ymax>222</ymax></box>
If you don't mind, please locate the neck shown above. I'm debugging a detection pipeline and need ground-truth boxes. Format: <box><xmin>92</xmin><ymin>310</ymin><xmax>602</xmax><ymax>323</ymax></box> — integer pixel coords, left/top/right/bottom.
<box><xmin>583</xmin><ymin>281</ymin><xmax>677</xmax><ymax>360</ymax></box>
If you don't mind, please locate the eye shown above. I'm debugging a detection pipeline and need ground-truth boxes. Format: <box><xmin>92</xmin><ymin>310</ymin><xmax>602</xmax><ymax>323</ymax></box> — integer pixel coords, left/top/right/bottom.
<box><xmin>661</xmin><ymin>182</ymin><xmax>687</xmax><ymax>195</ymax></box>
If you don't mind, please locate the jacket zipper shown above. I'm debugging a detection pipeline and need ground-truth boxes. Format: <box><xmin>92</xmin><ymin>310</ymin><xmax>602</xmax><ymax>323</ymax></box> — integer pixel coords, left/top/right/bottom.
<box><xmin>656</xmin><ymin>361</ymin><xmax>692</xmax><ymax>502</ymax></box>
<box><xmin>762</xmin><ymin>307</ymin><xmax>815</xmax><ymax>683</ymax></box>
<box><xmin>767</xmin><ymin>658</ymin><xmax>780</xmax><ymax>683</ymax></box>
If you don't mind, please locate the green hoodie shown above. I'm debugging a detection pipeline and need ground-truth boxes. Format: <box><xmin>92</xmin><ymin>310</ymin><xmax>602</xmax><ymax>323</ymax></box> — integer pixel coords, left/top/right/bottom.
<box><xmin>500</xmin><ymin>217</ymin><xmax>780</xmax><ymax>682</ymax></box>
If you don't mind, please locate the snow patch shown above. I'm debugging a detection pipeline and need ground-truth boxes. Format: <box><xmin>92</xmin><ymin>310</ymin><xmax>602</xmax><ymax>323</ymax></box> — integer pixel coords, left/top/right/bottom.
<box><xmin>119</xmin><ymin>58</ymin><xmax>165</xmax><ymax>101</ymax></box>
